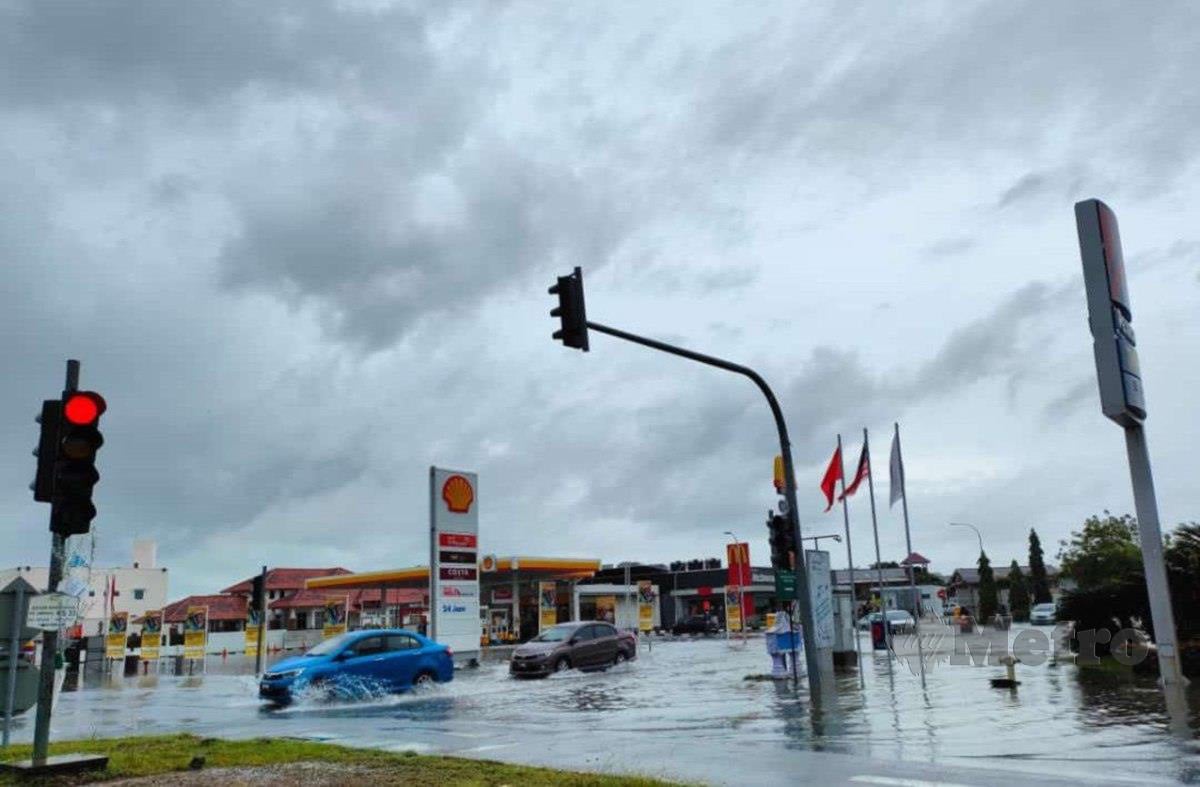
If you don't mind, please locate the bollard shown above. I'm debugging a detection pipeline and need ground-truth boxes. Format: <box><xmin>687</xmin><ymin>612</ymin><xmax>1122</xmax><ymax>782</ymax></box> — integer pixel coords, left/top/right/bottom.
<box><xmin>991</xmin><ymin>654</ymin><xmax>1020</xmax><ymax>688</ymax></box>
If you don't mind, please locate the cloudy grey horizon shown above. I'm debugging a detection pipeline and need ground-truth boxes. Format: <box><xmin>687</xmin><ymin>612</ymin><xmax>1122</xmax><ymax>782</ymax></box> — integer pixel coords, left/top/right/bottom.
<box><xmin>3</xmin><ymin>1</ymin><xmax>1198</xmax><ymax>597</ymax></box>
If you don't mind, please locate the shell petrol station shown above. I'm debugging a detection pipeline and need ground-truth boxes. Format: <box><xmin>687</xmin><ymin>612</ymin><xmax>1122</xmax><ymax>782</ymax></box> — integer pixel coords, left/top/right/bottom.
<box><xmin>304</xmin><ymin>556</ymin><xmax>601</xmax><ymax>650</ymax></box>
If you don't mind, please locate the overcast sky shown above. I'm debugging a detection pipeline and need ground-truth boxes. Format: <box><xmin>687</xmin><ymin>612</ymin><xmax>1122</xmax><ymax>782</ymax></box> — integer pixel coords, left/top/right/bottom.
<box><xmin>3</xmin><ymin>1</ymin><xmax>1199</xmax><ymax>598</ymax></box>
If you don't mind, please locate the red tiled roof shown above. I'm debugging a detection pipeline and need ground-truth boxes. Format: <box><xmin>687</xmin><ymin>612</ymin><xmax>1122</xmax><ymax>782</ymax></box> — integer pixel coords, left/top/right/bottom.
<box><xmin>901</xmin><ymin>552</ymin><xmax>931</xmax><ymax>566</ymax></box>
<box><xmin>271</xmin><ymin>590</ymin><xmax>349</xmax><ymax>610</ymax></box>
<box><xmin>162</xmin><ymin>594</ymin><xmax>247</xmax><ymax>623</ymax></box>
<box><xmin>222</xmin><ymin>567</ymin><xmax>352</xmax><ymax>594</ymax></box>
<box><xmin>269</xmin><ymin>588</ymin><xmax>425</xmax><ymax>611</ymax></box>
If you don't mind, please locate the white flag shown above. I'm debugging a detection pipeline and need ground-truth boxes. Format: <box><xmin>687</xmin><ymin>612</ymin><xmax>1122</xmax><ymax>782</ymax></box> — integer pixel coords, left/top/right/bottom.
<box><xmin>889</xmin><ymin>430</ymin><xmax>904</xmax><ymax>508</ymax></box>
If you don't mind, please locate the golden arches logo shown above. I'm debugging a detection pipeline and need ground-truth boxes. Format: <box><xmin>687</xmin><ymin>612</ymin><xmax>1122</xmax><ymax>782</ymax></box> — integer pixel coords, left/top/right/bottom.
<box><xmin>442</xmin><ymin>474</ymin><xmax>474</xmax><ymax>514</ymax></box>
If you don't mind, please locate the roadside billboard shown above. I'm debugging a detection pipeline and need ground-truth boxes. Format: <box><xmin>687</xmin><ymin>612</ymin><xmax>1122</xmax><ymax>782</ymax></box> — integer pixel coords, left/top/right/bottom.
<box><xmin>595</xmin><ymin>595</ymin><xmax>616</xmax><ymax>624</ymax></box>
<box><xmin>323</xmin><ymin>597</ymin><xmax>347</xmax><ymax>639</ymax></box>
<box><xmin>183</xmin><ymin>606</ymin><xmax>208</xmax><ymax>660</ymax></box>
<box><xmin>637</xmin><ymin>580</ymin><xmax>655</xmax><ymax>632</ymax></box>
<box><xmin>140</xmin><ymin>610</ymin><xmax>162</xmax><ymax>661</ymax></box>
<box><xmin>805</xmin><ymin>550</ymin><xmax>834</xmax><ymax>649</ymax></box>
<box><xmin>539</xmin><ymin>581</ymin><xmax>557</xmax><ymax>631</ymax></box>
<box><xmin>106</xmin><ymin>611</ymin><xmax>128</xmax><ymax>659</ymax></box>
<box><xmin>430</xmin><ymin>467</ymin><xmax>481</xmax><ymax>660</ymax></box>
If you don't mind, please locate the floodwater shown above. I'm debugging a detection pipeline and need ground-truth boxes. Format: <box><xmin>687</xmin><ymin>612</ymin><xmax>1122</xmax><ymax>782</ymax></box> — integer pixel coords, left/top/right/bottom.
<box><xmin>7</xmin><ymin>631</ymin><xmax>1200</xmax><ymax>785</ymax></box>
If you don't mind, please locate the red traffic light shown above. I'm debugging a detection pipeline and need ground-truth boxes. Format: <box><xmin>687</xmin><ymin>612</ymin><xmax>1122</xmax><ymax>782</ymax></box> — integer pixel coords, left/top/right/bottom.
<box><xmin>63</xmin><ymin>392</ymin><xmax>106</xmax><ymax>425</ymax></box>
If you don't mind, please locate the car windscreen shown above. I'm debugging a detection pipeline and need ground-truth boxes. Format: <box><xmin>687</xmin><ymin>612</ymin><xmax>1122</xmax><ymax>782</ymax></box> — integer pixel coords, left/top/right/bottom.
<box><xmin>304</xmin><ymin>633</ymin><xmax>353</xmax><ymax>656</ymax></box>
<box><xmin>532</xmin><ymin>625</ymin><xmax>575</xmax><ymax>642</ymax></box>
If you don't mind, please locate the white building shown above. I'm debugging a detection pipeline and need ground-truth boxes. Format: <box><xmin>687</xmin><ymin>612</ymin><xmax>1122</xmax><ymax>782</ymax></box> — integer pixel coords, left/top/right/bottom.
<box><xmin>0</xmin><ymin>539</ymin><xmax>168</xmax><ymax>636</ymax></box>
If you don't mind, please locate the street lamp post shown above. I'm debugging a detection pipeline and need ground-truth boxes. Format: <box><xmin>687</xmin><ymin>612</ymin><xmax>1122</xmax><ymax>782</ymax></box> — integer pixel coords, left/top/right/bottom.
<box><xmin>803</xmin><ymin>534</ymin><xmax>842</xmax><ymax>550</ymax></box>
<box><xmin>949</xmin><ymin>522</ymin><xmax>984</xmax><ymax>557</ymax></box>
<box><xmin>950</xmin><ymin>522</ymin><xmax>985</xmax><ymax>615</ymax></box>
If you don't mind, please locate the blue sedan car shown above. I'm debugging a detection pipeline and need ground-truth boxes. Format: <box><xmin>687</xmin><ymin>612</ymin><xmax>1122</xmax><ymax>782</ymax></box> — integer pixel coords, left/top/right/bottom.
<box><xmin>259</xmin><ymin>629</ymin><xmax>453</xmax><ymax>704</ymax></box>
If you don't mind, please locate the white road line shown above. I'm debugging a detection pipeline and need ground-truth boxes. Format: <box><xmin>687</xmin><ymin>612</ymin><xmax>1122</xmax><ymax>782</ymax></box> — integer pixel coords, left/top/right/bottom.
<box><xmin>850</xmin><ymin>777</ymin><xmax>976</xmax><ymax>787</ymax></box>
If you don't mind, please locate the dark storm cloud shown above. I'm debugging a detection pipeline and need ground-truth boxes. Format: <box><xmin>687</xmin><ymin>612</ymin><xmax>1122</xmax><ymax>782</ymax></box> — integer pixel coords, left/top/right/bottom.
<box><xmin>1041</xmin><ymin>378</ymin><xmax>1096</xmax><ymax>424</ymax></box>
<box><xmin>911</xmin><ymin>281</ymin><xmax>1076</xmax><ymax>394</ymax></box>
<box><xmin>687</xmin><ymin>3</ymin><xmax>1200</xmax><ymax>179</ymax></box>
<box><xmin>219</xmin><ymin>145</ymin><xmax>632</xmax><ymax>350</ymax></box>
<box><xmin>0</xmin><ymin>0</ymin><xmax>438</xmax><ymax>108</ymax></box>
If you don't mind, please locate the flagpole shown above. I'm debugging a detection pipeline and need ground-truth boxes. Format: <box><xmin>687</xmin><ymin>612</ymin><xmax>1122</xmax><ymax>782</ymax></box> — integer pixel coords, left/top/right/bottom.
<box><xmin>894</xmin><ymin>422</ymin><xmax>926</xmax><ymax>688</ymax></box>
<box><xmin>863</xmin><ymin>428</ymin><xmax>892</xmax><ymax>675</ymax></box>
<box><xmin>836</xmin><ymin>434</ymin><xmax>866</xmax><ymax>688</ymax></box>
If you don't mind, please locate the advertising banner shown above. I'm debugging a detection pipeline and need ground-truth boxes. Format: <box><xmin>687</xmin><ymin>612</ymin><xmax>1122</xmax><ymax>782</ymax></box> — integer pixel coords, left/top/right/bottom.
<box><xmin>140</xmin><ymin>610</ymin><xmax>162</xmax><ymax>661</ymax></box>
<box><xmin>595</xmin><ymin>595</ymin><xmax>616</xmax><ymax>624</ymax></box>
<box><xmin>106</xmin><ymin>611</ymin><xmax>128</xmax><ymax>659</ymax></box>
<box><xmin>430</xmin><ymin>467</ymin><xmax>481</xmax><ymax>659</ymax></box>
<box><xmin>245</xmin><ymin>605</ymin><xmax>263</xmax><ymax>658</ymax></box>
<box><xmin>725</xmin><ymin>589</ymin><xmax>742</xmax><ymax>632</ymax></box>
<box><xmin>538</xmin><ymin>581</ymin><xmax>557</xmax><ymax>631</ymax></box>
<box><xmin>637</xmin><ymin>580</ymin><xmax>655</xmax><ymax>632</ymax></box>
<box><xmin>183</xmin><ymin>605</ymin><xmax>208</xmax><ymax>660</ymax></box>
<box><xmin>323</xmin><ymin>597</ymin><xmax>348</xmax><ymax>639</ymax></box>
<box><xmin>726</xmin><ymin>541</ymin><xmax>753</xmax><ymax>618</ymax></box>
<box><xmin>492</xmin><ymin>586</ymin><xmax>513</xmax><ymax>604</ymax></box>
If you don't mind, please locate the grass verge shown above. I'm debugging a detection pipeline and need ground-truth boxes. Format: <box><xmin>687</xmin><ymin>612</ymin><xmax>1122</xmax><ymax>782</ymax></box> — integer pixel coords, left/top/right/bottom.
<box><xmin>0</xmin><ymin>733</ymin><xmax>679</xmax><ymax>786</ymax></box>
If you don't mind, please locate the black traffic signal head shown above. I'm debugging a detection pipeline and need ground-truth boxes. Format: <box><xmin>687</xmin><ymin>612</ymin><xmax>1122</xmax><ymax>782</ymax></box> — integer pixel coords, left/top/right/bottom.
<box><xmin>767</xmin><ymin>511</ymin><xmax>795</xmax><ymax>571</ymax></box>
<box><xmin>548</xmin><ymin>266</ymin><xmax>589</xmax><ymax>351</ymax></box>
<box><xmin>51</xmin><ymin>391</ymin><xmax>106</xmax><ymax>536</ymax></box>
<box><xmin>250</xmin><ymin>574</ymin><xmax>266</xmax><ymax>612</ymax></box>
<box><xmin>32</xmin><ymin>400</ymin><xmax>63</xmax><ymax>503</ymax></box>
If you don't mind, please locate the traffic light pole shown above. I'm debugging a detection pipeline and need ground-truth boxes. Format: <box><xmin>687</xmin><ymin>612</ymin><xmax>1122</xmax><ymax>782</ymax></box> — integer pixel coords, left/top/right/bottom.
<box><xmin>586</xmin><ymin>321</ymin><xmax>823</xmax><ymax>697</ymax></box>
<box><xmin>31</xmin><ymin>360</ymin><xmax>77</xmax><ymax>766</ymax></box>
<box><xmin>255</xmin><ymin>565</ymin><xmax>267</xmax><ymax>677</ymax></box>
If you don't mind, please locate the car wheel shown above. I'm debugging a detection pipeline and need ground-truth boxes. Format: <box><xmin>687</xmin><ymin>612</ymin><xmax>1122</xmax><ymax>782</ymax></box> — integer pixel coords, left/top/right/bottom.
<box><xmin>614</xmin><ymin>650</ymin><xmax>627</xmax><ymax>665</ymax></box>
<box><xmin>412</xmin><ymin>671</ymin><xmax>436</xmax><ymax>690</ymax></box>
<box><xmin>553</xmin><ymin>657</ymin><xmax>570</xmax><ymax>673</ymax></box>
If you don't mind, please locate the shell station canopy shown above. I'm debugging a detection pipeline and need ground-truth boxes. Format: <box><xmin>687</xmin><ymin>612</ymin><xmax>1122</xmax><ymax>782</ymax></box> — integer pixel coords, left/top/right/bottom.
<box><xmin>305</xmin><ymin>557</ymin><xmax>602</xmax><ymax>591</ymax></box>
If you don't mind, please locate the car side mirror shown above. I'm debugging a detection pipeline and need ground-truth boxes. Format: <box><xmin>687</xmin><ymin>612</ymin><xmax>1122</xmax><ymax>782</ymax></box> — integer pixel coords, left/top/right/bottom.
<box><xmin>568</xmin><ymin>637</ymin><xmax>578</xmax><ymax>645</ymax></box>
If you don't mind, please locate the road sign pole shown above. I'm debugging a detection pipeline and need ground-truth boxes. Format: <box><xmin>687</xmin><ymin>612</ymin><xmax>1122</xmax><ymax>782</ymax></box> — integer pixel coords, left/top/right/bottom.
<box><xmin>3</xmin><ymin>584</ymin><xmax>25</xmax><ymax>748</ymax></box>
<box><xmin>1124</xmin><ymin>425</ymin><xmax>1183</xmax><ymax>685</ymax></box>
<box><xmin>31</xmin><ymin>360</ymin><xmax>78</xmax><ymax>765</ymax></box>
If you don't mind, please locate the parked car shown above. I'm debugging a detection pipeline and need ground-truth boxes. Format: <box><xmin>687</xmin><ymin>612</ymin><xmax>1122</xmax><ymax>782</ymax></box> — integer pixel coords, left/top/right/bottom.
<box><xmin>1030</xmin><ymin>602</ymin><xmax>1057</xmax><ymax>625</ymax></box>
<box><xmin>259</xmin><ymin>629</ymin><xmax>453</xmax><ymax>704</ymax></box>
<box><xmin>855</xmin><ymin>610</ymin><xmax>917</xmax><ymax>634</ymax></box>
<box><xmin>509</xmin><ymin>621</ymin><xmax>636</xmax><ymax>678</ymax></box>
<box><xmin>671</xmin><ymin>615</ymin><xmax>720</xmax><ymax>636</ymax></box>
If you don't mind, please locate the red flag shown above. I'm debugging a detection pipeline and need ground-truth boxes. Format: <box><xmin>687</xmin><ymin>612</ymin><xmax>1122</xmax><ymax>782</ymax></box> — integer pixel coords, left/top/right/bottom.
<box><xmin>820</xmin><ymin>446</ymin><xmax>843</xmax><ymax>511</ymax></box>
<box><xmin>839</xmin><ymin>442</ymin><xmax>869</xmax><ymax>501</ymax></box>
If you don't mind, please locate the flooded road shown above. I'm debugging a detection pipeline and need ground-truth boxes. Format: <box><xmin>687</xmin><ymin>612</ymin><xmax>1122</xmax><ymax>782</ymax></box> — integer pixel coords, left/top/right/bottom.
<box><xmin>7</xmin><ymin>633</ymin><xmax>1200</xmax><ymax>784</ymax></box>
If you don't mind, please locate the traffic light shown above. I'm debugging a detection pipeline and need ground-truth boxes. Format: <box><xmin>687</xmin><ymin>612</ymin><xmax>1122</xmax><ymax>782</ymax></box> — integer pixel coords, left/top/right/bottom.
<box><xmin>250</xmin><ymin>574</ymin><xmax>266</xmax><ymax>616</ymax></box>
<box><xmin>548</xmin><ymin>266</ymin><xmax>589</xmax><ymax>351</ymax></box>
<box><xmin>31</xmin><ymin>400</ymin><xmax>63</xmax><ymax>503</ymax></box>
<box><xmin>767</xmin><ymin>510</ymin><xmax>795</xmax><ymax>570</ymax></box>
<box><xmin>51</xmin><ymin>391</ymin><xmax>106</xmax><ymax>536</ymax></box>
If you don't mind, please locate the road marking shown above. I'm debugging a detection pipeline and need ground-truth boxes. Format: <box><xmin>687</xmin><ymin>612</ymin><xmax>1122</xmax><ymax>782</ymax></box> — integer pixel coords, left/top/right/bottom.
<box><xmin>850</xmin><ymin>777</ymin><xmax>976</xmax><ymax>787</ymax></box>
<box><xmin>465</xmin><ymin>743</ymin><xmax>520</xmax><ymax>753</ymax></box>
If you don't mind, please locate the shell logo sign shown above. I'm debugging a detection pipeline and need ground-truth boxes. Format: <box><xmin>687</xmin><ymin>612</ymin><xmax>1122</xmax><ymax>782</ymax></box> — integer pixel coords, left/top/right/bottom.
<box><xmin>481</xmin><ymin>554</ymin><xmax>498</xmax><ymax>572</ymax></box>
<box><xmin>442</xmin><ymin>474</ymin><xmax>475</xmax><ymax>513</ymax></box>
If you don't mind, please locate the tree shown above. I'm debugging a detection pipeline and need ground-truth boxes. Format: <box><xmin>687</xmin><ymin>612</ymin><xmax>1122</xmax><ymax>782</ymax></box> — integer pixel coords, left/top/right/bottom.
<box><xmin>1028</xmin><ymin>528</ymin><xmax>1052</xmax><ymax>604</ymax></box>
<box><xmin>977</xmin><ymin>552</ymin><xmax>998</xmax><ymax>622</ymax></box>
<box><xmin>1165</xmin><ymin>522</ymin><xmax>1200</xmax><ymax>639</ymax></box>
<box><xmin>870</xmin><ymin>561</ymin><xmax>900</xmax><ymax>569</ymax></box>
<box><xmin>1007</xmin><ymin>561</ymin><xmax>1031</xmax><ymax>621</ymax></box>
<box><xmin>1057</xmin><ymin>513</ymin><xmax>1142</xmax><ymax>589</ymax></box>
